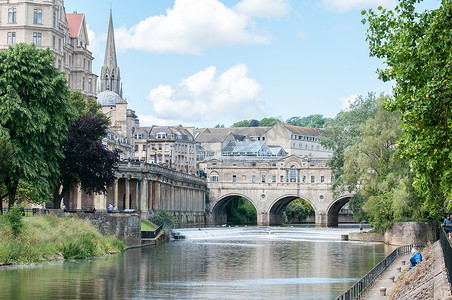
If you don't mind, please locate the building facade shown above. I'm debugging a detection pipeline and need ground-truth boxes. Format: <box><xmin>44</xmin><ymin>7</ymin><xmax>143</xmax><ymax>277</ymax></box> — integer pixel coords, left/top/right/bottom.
<box><xmin>0</xmin><ymin>0</ymin><xmax>97</xmax><ymax>97</ymax></box>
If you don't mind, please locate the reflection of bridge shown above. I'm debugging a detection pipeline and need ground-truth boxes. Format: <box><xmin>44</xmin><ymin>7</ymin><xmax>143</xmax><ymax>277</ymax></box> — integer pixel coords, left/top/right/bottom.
<box><xmin>202</xmin><ymin>155</ymin><xmax>353</xmax><ymax>227</ymax></box>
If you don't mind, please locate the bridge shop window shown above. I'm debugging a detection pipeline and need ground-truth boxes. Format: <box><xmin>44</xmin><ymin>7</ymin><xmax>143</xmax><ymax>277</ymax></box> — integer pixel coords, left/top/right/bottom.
<box><xmin>302</xmin><ymin>175</ymin><xmax>306</xmax><ymax>183</ymax></box>
<box><xmin>280</xmin><ymin>175</ymin><xmax>284</xmax><ymax>183</ymax></box>
<box><xmin>252</xmin><ymin>175</ymin><xmax>256</xmax><ymax>183</ymax></box>
<box><xmin>262</xmin><ymin>175</ymin><xmax>266</xmax><ymax>183</ymax></box>
<box><xmin>289</xmin><ymin>166</ymin><xmax>297</xmax><ymax>183</ymax></box>
<box><xmin>311</xmin><ymin>176</ymin><xmax>315</xmax><ymax>183</ymax></box>
<box><xmin>272</xmin><ymin>175</ymin><xmax>276</xmax><ymax>183</ymax></box>
<box><xmin>232</xmin><ymin>175</ymin><xmax>236</xmax><ymax>182</ymax></box>
<box><xmin>210</xmin><ymin>172</ymin><xmax>219</xmax><ymax>182</ymax></box>
<box><xmin>321</xmin><ymin>176</ymin><xmax>325</xmax><ymax>183</ymax></box>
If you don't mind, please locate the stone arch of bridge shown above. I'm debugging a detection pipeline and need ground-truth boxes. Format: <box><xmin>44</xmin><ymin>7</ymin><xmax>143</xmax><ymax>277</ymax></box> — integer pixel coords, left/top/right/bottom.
<box><xmin>268</xmin><ymin>195</ymin><xmax>317</xmax><ymax>226</ymax></box>
<box><xmin>326</xmin><ymin>194</ymin><xmax>354</xmax><ymax>227</ymax></box>
<box><xmin>210</xmin><ymin>193</ymin><xmax>257</xmax><ymax>225</ymax></box>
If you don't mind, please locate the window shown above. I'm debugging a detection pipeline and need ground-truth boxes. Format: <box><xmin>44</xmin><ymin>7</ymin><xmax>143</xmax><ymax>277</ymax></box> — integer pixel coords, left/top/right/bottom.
<box><xmin>7</xmin><ymin>32</ymin><xmax>16</xmax><ymax>45</ymax></box>
<box><xmin>321</xmin><ymin>176</ymin><xmax>325</xmax><ymax>183</ymax></box>
<box><xmin>302</xmin><ymin>176</ymin><xmax>306</xmax><ymax>183</ymax></box>
<box><xmin>158</xmin><ymin>144</ymin><xmax>162</xmax><ymax>151</ymax></box>
<box><xmin>88</xmin><ymin>78</ymin><xmax>92</xmax><ymax>93</ymax></box>
<box><xmin>210</xmin><ymin>173</ymin><xmax>219</xmax><ymax>182</ymax></box>
<box><xmin>311</xmin><ymin>176</ymin><xmax>315</xmax><ymax>183</ymax></box>
<box><xmin>8</xmin><ymin>8</ymin><xmax>16</xmax><ymax>23</ymax></box>
<box><xmin>165</xmin><ymin>144</ymin><xmax>169</xmax><ymax>151</ymax></box>
<box><xmin>232</xmin><ymin>175</ymin><xmax>236</xmax><ymax>183</ymax></box>
<box><xmin>272</xmin><ymin>176</ymin><xmax>276</xmax><ymax>183</ymax></box>
<box><xmin>34</xmin><ymin>9</ymin><xmax>42</xmax><ymax>24</ymax></box>
<box><xmin>280</xmin><ymin>175</ymin><xmax>284</xmax><ymax>183</ymax></box>
<box><xmin>262</xmin><ymin>175</ymin><xmax>266</xmax><ymax>183</ymax></box>
<box><xmin>134</xmin><ymin>145</ymin><xmax>138</xmax><ymax>152</ymax></box>
<box><xmin>252</xmin><ymin>175</ymin><xmax>256</xmax><ymax>183</ymax></box>
<box><xmin>151</xmin><ymin>144</ymin><xmax>155</xmax><ymax>150</ymax></box>
<box><xmin>289</xmin><ymin>166</ymin><xmax>297</xmax><ymax>183</ymax></box>
<box><xmin>142</xmin><ymin>145</ymin><xmax>146</xmax><ymax>151</ymax></box>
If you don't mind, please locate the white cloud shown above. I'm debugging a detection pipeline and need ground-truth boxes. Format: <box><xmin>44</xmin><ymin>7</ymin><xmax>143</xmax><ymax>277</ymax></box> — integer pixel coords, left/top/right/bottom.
<box><xmin>146</xmin><ymin>64</ymin><xmax>265</xmax><ymax>123</ymax></box>
<box><xmin>339</xmin><ymin>94</ymin><xmax>359</xmax><ymax>110</ymax></box>
<box><xmin>322</xmin><ymin>0</ymin><xmax>396</xmax><ymax>12</ymax></box>
<box><xmin>115</xmin><ymin>0</ymin><xmax>289</xmax><ymax>54</ymax></box>
<box><xmin>233</xmin><ymin>0</ymin><xmax>289</xmax><ymax>18</ymax></box>
<box><xmin>87</xmin><ymin>25</ymin><xmax>105</xmax><ymax>59</ymax></box>
<box><xmin>138</xmin><ymin>114</ymin><xmax>186</xmax><ymax>127</ymax></box>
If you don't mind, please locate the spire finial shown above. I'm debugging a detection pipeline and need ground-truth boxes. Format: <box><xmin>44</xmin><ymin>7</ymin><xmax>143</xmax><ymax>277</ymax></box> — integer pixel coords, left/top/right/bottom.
<box><xmin>110</xmin><ymin>0</ymin><xmax>112</xmax><ymax>11</ymax></box>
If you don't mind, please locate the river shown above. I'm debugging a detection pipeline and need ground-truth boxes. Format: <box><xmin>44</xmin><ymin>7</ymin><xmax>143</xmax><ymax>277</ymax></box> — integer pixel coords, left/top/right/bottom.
<box><xmin>0</xmin><ymin>226</ymin><xmax>393</xmax><ymax>299</ymax></box>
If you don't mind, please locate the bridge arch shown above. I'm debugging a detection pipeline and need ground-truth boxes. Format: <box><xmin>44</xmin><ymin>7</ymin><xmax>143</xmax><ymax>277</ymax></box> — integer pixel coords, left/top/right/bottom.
<box><xmin>327</xmin><ymin>194</ymin><xmax>354</xmax><ymax>227</ymax></box>
<box><xmin>209</xmin><ymin>193</ymin><xmax>257</xmax><ymax>225</ymax></box>
<box><xmin>268</xmin><ymin>195</ymin><xmax>317</xmax><ymax>225</ymax></box>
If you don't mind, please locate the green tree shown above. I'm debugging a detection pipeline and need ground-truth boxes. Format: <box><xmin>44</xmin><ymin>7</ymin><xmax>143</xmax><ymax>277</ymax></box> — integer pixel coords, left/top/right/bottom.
<box><xmin>363</xmin><ymin>0</ymin><xmax>452</xmax><ymax>217</ymax></box>
<box><xmin>283</xmin><ymin>198</ymin><xmax>314</xmax><ymax>224</ymax></box>
<box><xmin>342</xmin><ymin>98</ymin><xmax>425</xmax><ymax>230</ymax></box>
<box><xmin>320</xmin><ymin>93</ymin><xmax>378</xmax><ymax>194</ymax></box>
<box><xmin>0</xmin><ymin>44</ymin><xmax>75</xmax><ymax>208</ymax></box>
<box><xmin>231</xmin><ymin>120</ymin><xmax>250</xmax><ymax>127</ymax></box>
<box><xmin>226</xmin><ymin>197</ymin><xmax>257</xmax><ymax>225</ymax></box>
<box><xmin>286</xmin><ymin>114</ymin><xmax>331</xmax><ymax>128</ymax></box>
<box><xmin>214</xmin><ymin>124</ymin><xmax>225</xmax><ymax>128</ymax></box>
<box><xmin>259</xmin><ymin>117</ymin><xmax>282</xmax><ymax>127</ymax></box>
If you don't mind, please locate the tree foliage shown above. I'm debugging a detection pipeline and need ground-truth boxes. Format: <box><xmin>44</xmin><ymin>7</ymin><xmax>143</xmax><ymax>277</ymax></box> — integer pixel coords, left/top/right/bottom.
<box><xmin>286</xmin><ymin>114</ymin><xmax>331</xmax><ymax>128</ymax></box>
<box><xmin>320</xmin><ymin>93</ymin><xmax>379</xmax><ymax>194</ymax></box>
<box><xmin>226</xmin><ymin>197</ymin><xmax>257</xmax><ymax>225</ymax></box>
<box><xmin>342</xmin><ymin>98</ymin><xmax>425</xmax><ymax>230</ymax></box>
<box><xmin>363</xmin><ymin>0</ymin><xmax>452</xmax><ymax>217</ymax></box>
<box><xmin>53</xmin><ymin>91</ymin><xmax>119</xmax><ymax>208</ymax></box>
<box><xmin>283</xmin><ymin>198</ymin><xmax>315</xmax><ymax>224</ymax></box>
<box><xmin>0</xmin><ymin>44</ymin><xmax>75</xmax><ymax>207</ymax></box>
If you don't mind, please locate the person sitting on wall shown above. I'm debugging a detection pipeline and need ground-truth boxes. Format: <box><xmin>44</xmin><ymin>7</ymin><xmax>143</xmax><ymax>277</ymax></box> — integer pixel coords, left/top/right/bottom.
<box><xmin>108</xmin><ymin>203</ymin><xmax>113</xmax><ymax>213</ymax></box>
<box><xmin>409</xmin><ymin>248</ymin><xmax>422</xmax><ymax>269</ymax></box>
<box><xmin>442</xmin><ymin>215</ymin><xmax>452</xmax><ymax>239</ymax></box>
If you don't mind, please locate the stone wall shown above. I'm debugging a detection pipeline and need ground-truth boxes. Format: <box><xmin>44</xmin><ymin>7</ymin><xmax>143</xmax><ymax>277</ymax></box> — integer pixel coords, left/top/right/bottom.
<box><xmin>69</xmin><ymin>213</ymin><xmax>141</xmax><ymax>248</ymax></box>
<box><xmin>349</xmin><ymin>222</ymin><xmax>436</xmax><ymax>245</ymax></box>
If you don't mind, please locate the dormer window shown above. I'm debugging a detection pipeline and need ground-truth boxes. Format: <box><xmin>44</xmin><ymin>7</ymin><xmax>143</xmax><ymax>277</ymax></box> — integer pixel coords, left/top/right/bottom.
<box><xmin>157</xmin><ymin>132</ymin><xmax>167</xmax><ymax>139</ymax></box>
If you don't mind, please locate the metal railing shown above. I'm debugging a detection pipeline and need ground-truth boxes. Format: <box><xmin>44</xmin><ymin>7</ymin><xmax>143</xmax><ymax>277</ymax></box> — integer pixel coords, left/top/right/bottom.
<box><xmin>335</xmin><ymin>244</ymin><xmax>423</xmax><ymax>300</ymax></box>
<box><xmin>141</xmin><ymin>224</ymin><xmax>163</xmax><ymax>239</ymax></box>
<box><xmin>439</xmin><ymin>227</ymin><xmax>452</xmax><ymax>286</ymax></box>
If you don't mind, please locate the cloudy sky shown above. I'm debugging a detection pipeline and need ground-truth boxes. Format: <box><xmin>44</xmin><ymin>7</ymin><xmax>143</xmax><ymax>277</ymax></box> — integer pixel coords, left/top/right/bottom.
<box><xmin>64</xmin><ymin>0</ymin><xmax>440</xmax><ymax>127</ymax></box>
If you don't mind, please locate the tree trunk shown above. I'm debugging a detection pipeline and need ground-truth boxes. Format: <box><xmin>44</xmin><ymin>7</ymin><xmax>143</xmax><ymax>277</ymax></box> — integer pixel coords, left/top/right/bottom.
<box><xmin>52</xmin><ymin>185</ymin><xmax>63</xmax><ymax>209</ymax></box>
<box><xmin>5</xmin><ymin>177</ymin><xmax>18</xmax><ymax>209</ymax></box>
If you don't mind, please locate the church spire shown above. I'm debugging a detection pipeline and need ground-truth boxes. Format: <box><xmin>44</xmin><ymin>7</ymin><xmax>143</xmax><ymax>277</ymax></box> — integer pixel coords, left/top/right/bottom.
<box><xmin>104</xmin><ymin>9</ymin><xmax>117</xmax><ymax>68</ymax></box>
<box><xmin>100</xmin><ymin>9</ymin><xmax>121</xmax><ymax>94</ymax></box>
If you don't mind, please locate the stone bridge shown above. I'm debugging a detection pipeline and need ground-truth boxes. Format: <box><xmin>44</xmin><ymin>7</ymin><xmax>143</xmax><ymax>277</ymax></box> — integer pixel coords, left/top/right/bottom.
<box><xmin>201</xmin><ymin>155</ymin><xmax>353</xmax><ymax>227</ymax></box>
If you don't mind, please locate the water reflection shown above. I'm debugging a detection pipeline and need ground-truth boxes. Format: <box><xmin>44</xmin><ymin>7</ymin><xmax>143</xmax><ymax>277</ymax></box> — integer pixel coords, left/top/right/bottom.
<box><xmin>0</xmin><ymin>227</ymin><xmax>393</xmax><ymax>300</ymax></box>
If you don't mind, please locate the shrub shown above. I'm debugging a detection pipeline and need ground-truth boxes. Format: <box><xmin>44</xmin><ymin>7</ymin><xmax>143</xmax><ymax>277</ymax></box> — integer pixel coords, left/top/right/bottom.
<box><xmin>5</xmin><ymin>205</ymin><xmax>24</xmax><ymax>236</ymax></box>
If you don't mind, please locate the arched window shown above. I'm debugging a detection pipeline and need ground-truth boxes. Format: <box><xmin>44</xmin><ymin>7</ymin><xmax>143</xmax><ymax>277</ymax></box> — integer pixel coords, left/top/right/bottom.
<box><xmin>111</xmin><ymin>74</ymin><xmax>115</xmax><ymax>91</ymax></box>
<box><xmin>210</xmin><ymin>172</ymin><xmax>219</xmax><ymax>182</ymax></box>
<box><xmin>289</xmin><ymin>165</ymin><xmax>297</xmax><ymax>183</ymax></box>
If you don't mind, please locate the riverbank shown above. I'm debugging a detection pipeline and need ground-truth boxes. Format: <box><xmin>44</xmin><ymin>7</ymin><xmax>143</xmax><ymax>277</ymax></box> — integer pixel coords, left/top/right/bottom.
<box><xmin>362</xmin><ymin>241</ymin><xmax>451</xmax><ymax>299</ymax></box>
<box><xmin>0</xmin><ymin>214</ymin><xmax>125</xmax><ymax>265</ymax></box>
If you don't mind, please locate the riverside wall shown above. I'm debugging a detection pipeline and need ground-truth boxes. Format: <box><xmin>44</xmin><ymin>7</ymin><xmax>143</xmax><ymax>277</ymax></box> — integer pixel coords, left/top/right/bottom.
<box><xmin>349</xmin><ymin>221</ymin><xmax>436</xmax><ymax>245</ymax></box>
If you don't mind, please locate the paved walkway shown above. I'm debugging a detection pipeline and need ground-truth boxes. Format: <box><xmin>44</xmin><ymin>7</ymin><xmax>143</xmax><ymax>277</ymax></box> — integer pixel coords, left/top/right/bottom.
<box><xmin>363</xmin><ymin>253</ymin><xmax>411</xmax><ymax>299</ymax></box>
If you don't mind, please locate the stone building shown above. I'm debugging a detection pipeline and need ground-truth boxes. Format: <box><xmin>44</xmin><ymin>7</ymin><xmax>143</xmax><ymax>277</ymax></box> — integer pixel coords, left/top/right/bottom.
<box><xmin>0</xmin><ymin>0</ymin><xmax>97</xmax><ymax>97</ymax></box>
<box><xmin>133</xmin><ymin>126</ymin><xmax>197</xmax><ymax>173</ymax></box>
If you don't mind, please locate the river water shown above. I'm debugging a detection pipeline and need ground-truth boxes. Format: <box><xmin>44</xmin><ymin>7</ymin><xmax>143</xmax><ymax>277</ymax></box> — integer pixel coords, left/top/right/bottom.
<box><xmin>0</xmin><ymin>226</ymin><xmax>393</xmax><ymax>299</ymax></box>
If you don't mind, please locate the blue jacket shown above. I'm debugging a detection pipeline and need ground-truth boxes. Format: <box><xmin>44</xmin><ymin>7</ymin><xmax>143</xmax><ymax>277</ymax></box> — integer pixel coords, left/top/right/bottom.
<box><xmin>409</xmin><ymin>252</ymin><xmax>422</xmax><ymax>268</ymax></box>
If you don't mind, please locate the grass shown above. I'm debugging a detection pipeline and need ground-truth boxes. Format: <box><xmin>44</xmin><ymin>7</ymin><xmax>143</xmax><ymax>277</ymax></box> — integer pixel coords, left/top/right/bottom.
<box><xmin>141</xmin><ymin>220</ymin><xmax>156</xmax><ymax>231</ymax></box>
<box><xmin>0</xmin><ymin>214</ymin><xmax>125</xmax><ymax>264</ymax></box>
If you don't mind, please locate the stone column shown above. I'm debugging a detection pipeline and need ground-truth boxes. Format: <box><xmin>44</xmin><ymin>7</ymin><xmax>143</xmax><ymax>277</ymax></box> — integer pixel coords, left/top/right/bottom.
<box><xmin>141</xmin><ymin>179</ymin><xmax>148</xmax><ymax>213</ymax></box>
<box><xmin>76</xmin><ymin>185</ymin><xmax>82</xmax><ymax>211</ymax></box>
<box><xmin>114</xmin><ymin>179</ymin><xmax>119</xmax><ymax>209</ymax></box>
<box><xmin>125</xmin><ymin>178</ymin><xmax>130</xmax><ymax>210</ymax></box>
<box><xmin>136</xmin><ymin>180</ymin><xmax>140</xmax><ymax>211</ymax></box>
<box><xmin>257</xmin><ymin>211</ymin><xmax>270</xmax><ymax>226</ymax></box>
